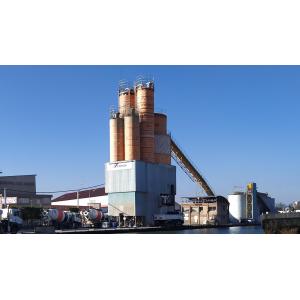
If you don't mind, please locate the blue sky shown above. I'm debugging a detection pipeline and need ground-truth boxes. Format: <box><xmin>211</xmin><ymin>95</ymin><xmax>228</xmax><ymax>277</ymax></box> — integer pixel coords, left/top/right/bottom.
<box><xmin>1</xmin><ymin>66</ymin><xmax>299</xmax><ymax>203</ymax></box>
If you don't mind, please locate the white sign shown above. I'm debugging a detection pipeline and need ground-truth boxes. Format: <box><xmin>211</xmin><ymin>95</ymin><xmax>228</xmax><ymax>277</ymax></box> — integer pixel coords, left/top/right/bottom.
<box><xmin>107</xmin><ymin>162</ymin><xmax>132</xmax><ymax>171</ymax></box>
<box><xmin>0</xmin><ymin>197</ymin><xmax>17</xmax><ymax>204</ymax></box>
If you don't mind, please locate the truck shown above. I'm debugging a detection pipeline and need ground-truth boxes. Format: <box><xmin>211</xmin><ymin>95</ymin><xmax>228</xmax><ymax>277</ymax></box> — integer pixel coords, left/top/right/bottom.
<box><xmin>45</xmin><ymin>209</ymin><xmax>82</xmax><ymax>229</ymax></box>
<box><xmin>81</xmin><ymin>208</ymin><xmax>104</xmax><ymax>228</ymax></box>
<box><xmin>0</xmin><ymin>208</ymin><xmax>23</xmax><ymax>233</ymax></box>
<box><xmin>153</xmin><ymin>212</ymin><xmax>184</xmax><ymax>226</ymax></box>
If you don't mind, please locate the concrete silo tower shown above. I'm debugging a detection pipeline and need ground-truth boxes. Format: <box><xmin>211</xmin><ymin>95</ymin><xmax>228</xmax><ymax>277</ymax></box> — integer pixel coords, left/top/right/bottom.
<box><xmin>105</xmin><ymin>76</ymin><xmax>176</xmax><ymax>226</ymax></box>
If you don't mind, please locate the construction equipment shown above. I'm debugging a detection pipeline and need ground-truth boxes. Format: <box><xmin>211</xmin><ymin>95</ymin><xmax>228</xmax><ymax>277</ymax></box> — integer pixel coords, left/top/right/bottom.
<box><xmin>170</xmin><ymin>138</ymin><xmax>215</xmax><ymax>197</ymax></box>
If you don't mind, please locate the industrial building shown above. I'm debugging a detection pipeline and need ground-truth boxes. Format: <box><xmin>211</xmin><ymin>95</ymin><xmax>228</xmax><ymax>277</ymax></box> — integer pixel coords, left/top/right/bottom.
<box><xmin>106</xmin><ymin>77</ymin><xmax>178</xmax><ymax>226</ymax></box>
<box><xmin>0</xmin><ymin>175</ymin><xmax>52</xmax><ymax>208</ymax></box>
<box><xmin>181</xmin><ymin>196</ymin><xmax>229</xmax><ymax>225</ymax></box>
<box><xmin>52</xmin><ymin>187</ymin><xmax>108</xmax><ymax>213</ymax></box>
<box><xmin>228</xmin><ymin>183</ymin><xmax>275</xmax><ymax>224</ymax></box>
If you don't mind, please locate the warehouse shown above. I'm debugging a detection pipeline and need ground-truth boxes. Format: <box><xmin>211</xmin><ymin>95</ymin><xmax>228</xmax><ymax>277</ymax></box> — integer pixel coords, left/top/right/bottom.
<box><xmin>52</xmin><ymin>187</ymin><xmax>108</xmax><ymax>213</ymax></box>
<box><xmin>181</xmin><ymin>196</ymin><xmax>229</xmax><ymax>225</ymax></box>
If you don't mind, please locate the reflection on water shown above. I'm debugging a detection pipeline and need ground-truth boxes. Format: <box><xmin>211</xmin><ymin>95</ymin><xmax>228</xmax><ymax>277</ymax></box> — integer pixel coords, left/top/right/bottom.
<box><xmin>157</xmin><ymin>226</ymin><xmax>264</xmax><ymax>234</ymax></box>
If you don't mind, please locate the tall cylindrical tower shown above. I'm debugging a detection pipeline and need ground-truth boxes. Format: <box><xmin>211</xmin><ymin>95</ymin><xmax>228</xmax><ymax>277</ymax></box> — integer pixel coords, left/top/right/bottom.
<box><xmin>109</xmin><ymin>112</ymin><xmax>125</xmax><ymax>162</ymax></box>
<box><xmin>124</xmin><ymin>109</ymin><xmax>140</xmax><ymax>161</ymax></box>
<box><xmin>135</xmin><ymin>77</ymin><xmax>155</xmax><ymax>163</ymax></box>
<box><xmin>119</xmin><ymin>88</ymin><xmax>135</xmax><ymax>117</ymax></box>
<box><xmin>154</xmin><ymin>113</ymin><xmax>171</xmax><ymax>164</ymax></box>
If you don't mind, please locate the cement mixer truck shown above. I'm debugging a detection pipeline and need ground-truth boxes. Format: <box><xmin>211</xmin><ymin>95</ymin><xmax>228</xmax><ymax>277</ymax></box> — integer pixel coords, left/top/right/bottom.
<box><xmin>81</xmin><ymin>208</ymin><xmax>103</xmax><ymax>228</ymax></box>
<box><xmin>46</xmin><ymin>209</ymin><xmax>82</xmax><ymax>229</ymax></box>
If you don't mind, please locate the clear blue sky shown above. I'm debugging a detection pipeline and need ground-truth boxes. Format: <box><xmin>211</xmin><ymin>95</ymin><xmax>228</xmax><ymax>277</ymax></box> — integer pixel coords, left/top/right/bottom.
<box><xmin>1</xmin><ymin>66</ymin><xmax>299</xmax><ymax>204</ymax></box>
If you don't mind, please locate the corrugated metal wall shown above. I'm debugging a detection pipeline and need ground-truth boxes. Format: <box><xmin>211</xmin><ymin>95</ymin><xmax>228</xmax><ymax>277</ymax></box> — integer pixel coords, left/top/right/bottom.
<box><xmin>106</xmin><ymin>161</ymin><xmax>176</xmax><ymax>224</ymax></box>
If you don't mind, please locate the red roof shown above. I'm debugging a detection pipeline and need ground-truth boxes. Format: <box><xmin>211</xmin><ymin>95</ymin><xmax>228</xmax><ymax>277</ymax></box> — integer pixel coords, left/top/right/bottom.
<box><xmin>52</xmin><ymin>187</ymin><xmax>107</xmax><ymax>202</ymax></box>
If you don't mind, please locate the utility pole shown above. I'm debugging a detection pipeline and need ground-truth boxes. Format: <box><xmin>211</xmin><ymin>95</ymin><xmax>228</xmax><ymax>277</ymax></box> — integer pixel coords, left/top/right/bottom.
<box><xmin>4</xmin><ymin>187</ymin><xmax>7</xmax><ymax>207</ymax></box>
<box><xmin>0</xmin><ymin>172</ymin><xmax>3</xmax><ymax>208</ymax></box>
<box><xmin>77</xmin><ymin>190</ymin><xmax>80</xmax><ymax>209</ymax></box>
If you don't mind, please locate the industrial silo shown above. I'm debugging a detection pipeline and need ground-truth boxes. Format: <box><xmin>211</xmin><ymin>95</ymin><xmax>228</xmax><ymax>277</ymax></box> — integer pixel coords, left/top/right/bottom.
<box><xmin>109</xmin><ymin>112</ymin><xmax>125</xmax><ymax>162</ymax></box>
<box><xmin>124</xmin><ymin>109</ymin><xmax>140</xmax><ymax>161</ymax></box>
<box><xmin>135</xmin><ymin>78</ymin><xmax>154</xmax><ymax>114</ymax></box>
<box><xmin>135</xmin><ymin>77</ymin><xmax>155</xmax><ymax>163</ymax></box>
<box><xmin>228</xmin><ymin>192</ymin><xmax>247</xmax><ymax>223</ymax></box>
<box><xmin>154</xmin><ymin>113</ymin><xmax>171</xmax><ymax>164</ymax></box>
<box><xmin>154</xmin><ymin>113</ymin><xmax>167</xmax><ymax>135</ymax></box>
<box><xmin>119</xmin><ymin>88</ymin><xmax>135</xmax><ymax>117</ymax></box>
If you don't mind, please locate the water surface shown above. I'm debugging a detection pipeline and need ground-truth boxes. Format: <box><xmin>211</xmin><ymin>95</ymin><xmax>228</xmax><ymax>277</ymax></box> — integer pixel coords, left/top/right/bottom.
<box><xmin>157</xmin><ymin>226</ymin><xmax>264</xmax><ymax>234</ymax></box>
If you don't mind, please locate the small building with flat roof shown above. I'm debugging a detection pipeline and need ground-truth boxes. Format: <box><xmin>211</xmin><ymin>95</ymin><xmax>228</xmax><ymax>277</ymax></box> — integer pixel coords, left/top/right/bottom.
<box><xmin>181</xmin><ymin>196</ymin><xmax>229</xmax><ymax>226</ymax></box>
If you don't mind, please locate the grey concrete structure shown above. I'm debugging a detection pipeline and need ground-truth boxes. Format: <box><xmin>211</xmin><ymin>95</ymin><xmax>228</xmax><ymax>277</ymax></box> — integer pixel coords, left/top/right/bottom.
<box><xmin>0</xmin><ymin>175</ymin><xmax>52</xmax><ymax>208</ymax></box>
<box><xmin>0</xmin><ymin>175</ymin><xmax>36</xmax><ymax>197</ymax></box>
<box><xmin>105</xmin><ymin>160</ymin><xmax>176</xmax><ymax>226</ymax></box>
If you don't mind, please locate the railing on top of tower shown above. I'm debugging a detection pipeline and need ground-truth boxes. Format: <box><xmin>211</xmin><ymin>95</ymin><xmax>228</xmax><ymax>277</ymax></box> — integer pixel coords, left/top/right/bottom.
<box><xmin>118</xmin><ymin>80</ymin><xmax>134</xmax><ymax>95</ymax></box>
<box><xmin>170</xmin><ymin>135</ymin><xmax>215</xmax><ymax>197</ymax></box>
<box><xmin>109</xmin><ymin>106</ymin><xmax>119</xmax><ymax>119</ymax></box>
<box><xmin>134</xmin><ymin>75</ymin><xmax>154</xmax><ymax>90</ymax></box>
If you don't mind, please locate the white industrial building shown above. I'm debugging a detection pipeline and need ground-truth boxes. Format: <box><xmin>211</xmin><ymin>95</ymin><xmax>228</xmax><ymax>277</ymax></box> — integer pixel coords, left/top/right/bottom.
<box><xmin>52</xmin><ymin>187</ymin><xmax>108</xmax><ymax>213</ymax></box>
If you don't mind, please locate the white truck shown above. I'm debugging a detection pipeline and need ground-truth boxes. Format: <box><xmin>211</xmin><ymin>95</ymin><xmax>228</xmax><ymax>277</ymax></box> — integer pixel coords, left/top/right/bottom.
<box><xmin>0</xmin><ymin>208</ymin><xmax>23</xmax><ymax>233</ymax></box>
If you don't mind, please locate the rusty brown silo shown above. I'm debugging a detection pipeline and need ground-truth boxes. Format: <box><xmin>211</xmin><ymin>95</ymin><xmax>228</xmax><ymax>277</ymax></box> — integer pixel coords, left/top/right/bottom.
<box><xmin>154</xmin><ymin>113</ymin><xmax>170</xmax><ymax>164</ymax></box>
<box><xmin>124</xmin><ymin>109</ymin><xmax>140</xmax><ymax>161</ymax></box>
<box><xmin>139</xmin><ymin>113</ymin><xmax>155</xmax><ymax>162</ymax></box>
<box><xmin>135</xmin><ymin>84</ymin><xmax>154</xmax><ymax>114</ymax></box>
<box><xmin>154</xmin><ymin>134</ymin><xmax>171</xmax><ymax>164</ymax></box>
<box><xmin>154</xmin><ymin>113</ymin><xmax>167</xmax><ymax>135</ymax></box>
<box><xmin>119</xmin><ymin>88</ymin><xmax>135</xmax><ymax>116</ymax></box>
<box><xmin>109</xmin><ymin>112</ymin><xmax>125</xmax><ymax>162</ymax></box>
<box><xmin>135</xmin><ymin>77</ymin><xmax>155</xmax><ymax>163</ymax></box>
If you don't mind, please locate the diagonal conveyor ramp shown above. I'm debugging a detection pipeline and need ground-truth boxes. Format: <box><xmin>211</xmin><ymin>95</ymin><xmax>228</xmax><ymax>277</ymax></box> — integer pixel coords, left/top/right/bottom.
<box><xmin>170</xmin><ymin>138</ymin><xmax>215</xmax><ymax>197</ymax></box>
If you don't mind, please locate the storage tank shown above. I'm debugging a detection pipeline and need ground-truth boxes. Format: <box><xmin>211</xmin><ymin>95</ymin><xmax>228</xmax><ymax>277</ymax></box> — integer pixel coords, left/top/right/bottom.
<box><xmin>228</xmin><ymin>192</ymin><xmax>246</xmax><ymax>223</ymax></box>
<box><xmin>48</xmin><ymin>209</ymin><xmax>65</xmax><ymax>223</ymax></box>
<box><xmin>154</xmin><ymin>113</ymin><xmax>167</xmax><ymax>135</ymax></box>
<box><xmin>154</xmin><ymin>134</ymin><xmax>171</xmax><ymax>164</ymax></box>
<box><xmin>124</xmin><ymin>110</ymin><xmax>140</xmax><ymax>161</ymax></box>
<box><xmin>139</xmin><ymin>112</ymin><xmax>155</xmax><ymax>162</ymax></box>
<box><xmin>110</xmin><ymin>112</ymin><xmax>125</xmax><ymax>162</ymax></box>
<box><xmin>135</xmin><ymin>79</ymin><xmax>154</xmax><ymax>114</ymax></box>
<box><xmin>135</xmin><ymin>77</ymin><xmax>155</xmax><ymax>163</ymax></box>
<box><xmin>119</xmin><ymin>88</ymin><xmax>135</xmax><ymax>116</ymax></box>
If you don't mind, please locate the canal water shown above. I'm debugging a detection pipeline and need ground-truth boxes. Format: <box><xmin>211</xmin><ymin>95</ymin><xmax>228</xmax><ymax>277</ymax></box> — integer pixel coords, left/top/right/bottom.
<box><xmin>157</xmin><ymin>225</ymin><xmax>264</xmax><ymax>234</ymax></box>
